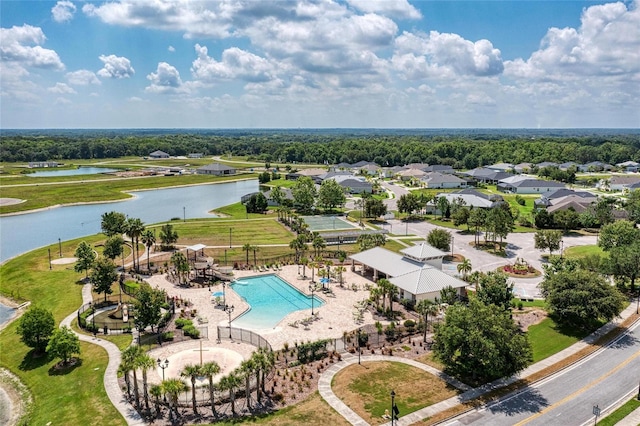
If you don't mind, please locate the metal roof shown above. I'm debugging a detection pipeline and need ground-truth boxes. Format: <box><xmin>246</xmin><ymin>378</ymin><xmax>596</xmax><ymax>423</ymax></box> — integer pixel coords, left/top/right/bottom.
<box><xmin>390</xmin><ymin>266</ymin><xmax>468</xmax><ymax>295</ymax></box>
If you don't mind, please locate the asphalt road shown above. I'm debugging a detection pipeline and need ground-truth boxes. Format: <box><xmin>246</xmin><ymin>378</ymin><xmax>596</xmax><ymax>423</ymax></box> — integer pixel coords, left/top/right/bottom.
<box><xmin>444</xmin><ymin>319</ymin><xmax>640</xmax><ymax>426</ymax></box>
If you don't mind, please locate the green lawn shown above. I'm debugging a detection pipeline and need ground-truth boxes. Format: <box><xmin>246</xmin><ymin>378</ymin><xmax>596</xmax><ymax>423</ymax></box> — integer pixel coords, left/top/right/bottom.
<box><xmin>562</xmin><ymin>245</ymin><xmax>606</xmax><ymax>259</ymax></box>
<box><xmin>0</xmin><ymin>173</ymin><xmax>258</xmax><ymax>214</ymax></box>
<box><xmin>527</xmin><ymin>318</ymin><xmax>595</xmax><ymax>362</ymax></box>
<box><xmin>0</xmin><ymin>235</ymin><xmax>125</xmax><ymax>425</ymax></box>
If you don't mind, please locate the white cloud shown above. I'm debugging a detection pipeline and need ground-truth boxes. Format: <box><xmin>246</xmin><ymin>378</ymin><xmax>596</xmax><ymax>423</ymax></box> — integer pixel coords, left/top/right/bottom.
<box><xmin>191</xmin><ymin>45</ymin><xmax>277</xmax><ymax>83</ymax></box>
<box><xmin>346</xmin><ymin>0</ymin><xmax>421</xmax><ymax>20</ymax></box>
<box><xmin>146</xmin><ymin>62</ymin><xmax>183</xmax><ymax>93</ymax></box>
<box><xmin>505</xmin><ymin>1</ymin><xmax>640</xmax><ymax>79</ymax></box>
<box><xmin>97</xmin><ymin>54</ymin><xmax>135</xmax><ymax>79</ymax></box>
<box><xmin>393</xmin><ymin>31</ymin><xmax>504</xmax><ymax>79</ymax></box>
<box><xmin>168</xmin><ymin>45</ymin><xmax>175</xmax><ymax>52</ymax></box>
<box><xmin>0</xmin><ymin>25</ymin><xmax>65</xmax><ymax>71</ymax></box>
<box><xmin>66</xmin><ymin>69</ymin><xmax>101</xmax><ymax>85</ymax></box>
<box><xmin>48</xmin><ymin>82</ymin><xmax>77</xmax><ymax>94</ymax></box>
<box><xmin>52</xmin><ymin>1</ymin><xmax>77</xmax><ymax>23</ymax></box>
<box><xmin>54</xmin><ymin>97</ymin><xmax>72</xmax><ymax>105</ymax></box>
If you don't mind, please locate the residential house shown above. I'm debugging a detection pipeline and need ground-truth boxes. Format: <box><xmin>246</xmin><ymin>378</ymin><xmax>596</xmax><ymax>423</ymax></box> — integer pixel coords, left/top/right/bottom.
<box><xmin>536</xmin><ymin>161</ymin><xmax>558</xmax><ymax>169</ymax></box>
<box><xmin>437</xmin><ymin>188</ymin><xmax>505</xmax><ymax>209</ymax></box>
<box><xmin>421</xmin><ymin>172</ymin><xmax>467</xmax><ymax>189</ymax></box>
<box><xmin>326</xmin><ymin>175</ymin><xmax>373</xmax><ymax>193</ymax></box>
<box><xmin>514</xmin><ymin>163</ymin><xmax>533</xmax><ymax>174</ymax></box>
<box><xmin>188</xmin><ymin>153</ymin><xmax>204</xmax><ymax>158</ymax></box>
<box><xmin>534</xmin><ymin>188</ymin><xmax>596</xmax><ymax>208</ymax></box>
<box><xmin>424</xmin><ymin>165</ymin><xmax>454</xmax><ymax>173</ymax></box>
<box><xmin>397</xmin><ymin>168</ymin><xmax>426</xmax><ymax>181</ymax></box>
<box><xmin>608</xmin><ymin>176</ymin><xmax>640</xmax><ymax>191</ymax></box>
<box><xmin>358</xmin><ymin>163</ymin><xmax>381</xmax><ymax>176</ymax></box>
<box><xmin>463</xmin><ymin>168</ymin><xmax>514</xmax><ymax>184</ymax></box>
<box><xmin>285</xmin><ymin>168</ymin><xmax>327</xmax><ymax>183</ymax></box>
<box><xmin>546</xmin><ymin>195</ymin><xmax>595</xmax><ymax>214</ymax></box>
<box><xmin>499</xmin><ymin>178</ymin><xmax>565</xmax><ymax>194</ymax></box>
<box><xmin>486</xmin><ymin>163</ymin><xmax>514</xmax><ymax>172</ymax></box>
<box><xmin>196</xmin><ymin>163</ymin><xmax>236</xmax><ymax>176</ymax></box>
<box><xmin>578</xmin><ymin>161</ymin><xmax>614</xmax><ymax>172</ymax></box>
<box><xmin>149</xmin><ymin>150</ymin><xmax>170</xmax><ymax>159</ymax></box>
<box><xmin>617</xmin><ymin>161</ymin><xmax>640</xmax><ymax>173</ymax></box>
<box><xmin>558</xmin><ymin>162</ymin><xmax>578</xmax><ymax>171</ymax></box>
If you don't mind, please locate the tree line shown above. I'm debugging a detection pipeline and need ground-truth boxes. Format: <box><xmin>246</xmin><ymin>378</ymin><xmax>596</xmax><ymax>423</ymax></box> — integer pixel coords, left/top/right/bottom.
<box><xmin>3</xmin><ymin>132</ymin><xmax>640</xmax><ymax>167</ymax></box>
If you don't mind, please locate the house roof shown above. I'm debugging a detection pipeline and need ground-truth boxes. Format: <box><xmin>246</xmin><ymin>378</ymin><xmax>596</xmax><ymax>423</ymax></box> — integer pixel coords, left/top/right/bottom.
<box><xmin>400</xmin><ymin>242</ymin><xmax>447</xmax><ymax>261</ymax></box>
<box><xmin>390</xmin><ymin>266</ymin><xmax>468</xmax><ymax>296</ymax></box>
<box><xmin>440</xmin><ymin>189</ymin><xmax>497</xmax><ymax>208</ymax></box>
<box><xmin>547</xmin><ymin>197</ymin><xmax>594</xmax><ymax>213</ymax></box>
<box><xmin>422</xmin><ymin>172</ymin><xmax>465</xmax><ymax>184</ymax></box>
<box><xmin>349</xmin><ymin>247</ymin><xmax>423</xmax><ymax>277</ymax></box>
<box><xmin>295</xmin><ymin>168</ymin><xmax>327</xmax><ymax>176</ymax></box>
<box><xmin>617</xmin><ymin>161</ymin><xmax>640</xmax><ymax>167</ymax></box>
<box><xmin>425</xmin><ymin>165</ymin><xmax>453</xmax><ymax>172</ymax></box>
<box><xmin>609</xmin><ymin>176</ymin><xmax>640</xmax><ymax>186</ymax></box>
<box><xmin>352</xmin><ymin>161</ymin><xmax>378</xmax><ymax>168</ymax></box>
<box><xmin>150</xmin><ymin>150</ymin><xmax>169</xmax><ymax>156</ymax></box>
<box><xmin>464</xmin><ymin>168</ymin><xmax>513</xmax><ymax>181</ymax></box>
<box><xmin>198</xmin><ymin>162</ymin><xmax>235</xmax><ymax>171</ymax></box>
<box><xmin>398</xmin><ymin>169</ymin><xmax>427</xmax><ymax>177</ymax></box>
<box><xmin>498</xmin><ymin>175</ymin><xmax>531</xmax><ymax>185</ymax></box>
<box><xmin>536</xmin><ymin>162</ymin><xmax>558</xmax><ymax>168</ymax></box>
<box><xmin>509</xmin><ymin>179</ymin><xmax>565</xmax><ymax>188</ymax></box>
<box><xmin>333</xmin><ymin>178</ymin><xmax>372</xmax><ymax>189</ymax></box>
<box><xmin>486</xmin><ymin>163</ymin><xmax>514</xmax><ymax>171</ymax></box>
<box><xmin>514</xmin><ymin>163</ymin><xmax>533</xmax><ymax>171</ymax></box>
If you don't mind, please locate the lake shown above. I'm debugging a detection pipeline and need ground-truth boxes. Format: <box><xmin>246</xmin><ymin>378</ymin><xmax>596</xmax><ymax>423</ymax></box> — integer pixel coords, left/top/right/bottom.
<box><xmin>26</xmin><ymin>167</ymin><xmax>119</xmax><ymax>177</ymax></box>
<box><xmin>0</xmin><ymin>179</ymin><xmax>258</xmax><ymax>262</ymax></box>
<box><xmin>0</xmin><ymin>303</ymin><xmax>15</xmax><ymax>327</ymax></box>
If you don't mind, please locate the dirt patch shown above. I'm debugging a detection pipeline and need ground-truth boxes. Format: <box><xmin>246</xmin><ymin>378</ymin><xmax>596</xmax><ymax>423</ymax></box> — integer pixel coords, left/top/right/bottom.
<box><xmin>0</xmin><ymin>198</ymin><xmax>24</xmax><ymax>206</ymax></box>
<box><xmin>512</xmin><ymin>308</ymin><xmax>547</xmax><ymax>331</ymax></box>
<box><xmin>51</xmin><ymin>257</ymin><xmax>77</xmax><ymax>265</ymax></box>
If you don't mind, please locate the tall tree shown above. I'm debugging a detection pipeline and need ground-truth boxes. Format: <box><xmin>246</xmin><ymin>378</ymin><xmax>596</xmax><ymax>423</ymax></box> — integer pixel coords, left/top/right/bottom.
<box><xmin>103</xmin><ymin>235</ymin><xmax>124</xmax><ymax>264</ymax></box>
<box><xmin>270</xmin><ymin>185</ymin><xmax>285</xmax><ymax>206</ymax></box>
<box><xmin>122</xmin><ymin>345</ymin><xmax>144</xmax><ymax>409</ymax></box>
<box><xmin>364</xmin><ymin>197</ymin><xmax>388</xmax><ymax>218</ymax></box>
<box><xmin>626</xmin><ymin>190</ymin><xmax>640</xmax><ymax>224</ymax></box>
<box><xmin>16</xmin><ymin>306</ymin><xmax>55</xmax><ymax>354</ymax></box>
<box><xmin>437</xmin><ymin>196</ymin><xmax>450</xmax><ymax>220</ymax></box>
<box><xmin>138</xmin><ymin>353</ymin><xmax>156</xmax><ymax>413</ymax></box>
<box><xmin>126</xmin><ymin>217</ymin><xmax>145</xmax><ymax>271</ymax></box>
<box><xmin>540</xmin><ymin>267</ymin><xmax>626</xmax><ymax>328</ymax></box>
<box><xmin>46</xmin><ymin>325</ymin><xmax>80</xmax><ymax>365</ymax></box>
<box><xmin>242</xmin><ymin>243</ymin><xmax>252</xmax><ymax>266</ymax></box>
<box><xmin>292</xmin><ymin>176</ymin><xmax>317</xmax><ymax>213</ymax></box>
<box><xmin>397</xmin><ymin>193</ymin><xmax>420</xmax><ymax>216</ymax></box>
<box><xmin>181</xmin><ymin>364</ymin><xmax>201</xmax><ymax>415</ymax></box>
<box><xmin>416</xmin><ymin>299</ymin><xmax>439</xmax><ymax>342</ymax></box>
<box><xmin>74</xmin><ymin>241</ymin><xmax>96</xmax><ymax>279</ymax></box>
<box><xmin>602</xmin><ymin>242</ymin><xmax>640</xmax><ymax>290</ymax></box>
<box><xmin>200</xmin><ymin>361</ymin><xmax>221</xmax><ymax>416</ymax></box>
<box><xmin>162</xmin><ymin>378</ymin><xmax>188</xmax><ymax>421</ymax></box>
<box><xmin>433</xmin><ymin>297</ymin><xmax>532</xmax><ymax>382</ymax></box>
<box><xmin>427</xmin><ymin>228</ymin><xmax>451</xmax><ymax>252</ymax></box>
<box><xmin>90</xmin><ymin>256</ymin><xmax>117</xmax><ymax>302</ymax></box>
<box><xmin>456</xmin><ymin>258</ymin><xmax>472</xmax><ymax>280</ymax></box>
<box><xmin>159</xmin><ymin>223</ymin><xmax>179</xmax><ymax>249</ymax></box>
<box><xmin>141</xmin><ymin>229</ymin><xmax>156</xmax><ymax>271</ymax></box>
<box><xmin>598</xmin><ymin>220</ymin><xmax>640</xmax><ymax>251</ymax></box>
<box><xmin>312</xmin><ymin>233</ymin><xmax>326</xmax><ymax>257</ymax></box>
<box><xmin>534</xmin><ymin>229</ymin><xmax>563</xmax><ymax>256</ymax></box>
<box><xmin>468</xmin><ymin>208</ymin><xmax>487</xmax><ymax>246</ymax></box>
<box><xmin>101</xmin><ymin>211</ymin><xmax>127</xmax><ymax>237</ymax></box>
<box><xmin>170</xmin><ymin>251</ymin><xmax>189</xmax><ymax>284</ymax></box>
<box><xmin>476</xmin><ymin>272</ymin><xmax>513</xmax><ymax>311</ymax></box>
<box><xmin>317</xmin><ymin>179</ymin><xmax>347</xmax><ymax>211</ymax></box>
<box><xmin>133</xmin><ymin>283</ymin><xmax>166</xmax><ymax>333</ymax></box>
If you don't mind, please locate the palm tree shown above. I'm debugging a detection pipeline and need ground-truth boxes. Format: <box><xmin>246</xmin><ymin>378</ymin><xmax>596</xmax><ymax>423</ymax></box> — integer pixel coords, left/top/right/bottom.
<box><xmin>376</xmin><ymin>279</ymin><xmax>392</xmax><ymax>312</ymax></box>
<box><xmin>242</xmin><ymin>243</ymin><xmax>251</xmax><ymax>266</ymax></box>
<box><xmin>118</xmin><ymin>362</ymin><xmax>132</xmax><ymax>400</ymax></box>
<box><xmin>126</xmin><ymin>217</ymin><xmax>145</xmax><ymax>271</ymax></box>
<box><xmin>457</xmin><ymin>258</ymin><xmax>472</xmax><ymax>280</ymax></box>
<box><xmin>219</xmin><ymin>371</ymin><xmax>241</xmax><ymax>416</ymax></box>
<box><xmin>312</xmin><ymin>233</ymin><xmax>326</xmax><ymax>257</ymax></box>
<box><xmin>416</xmin><ymin>300</ymin><xmax>440</xmax><ymax>342</ymax></box>
<box><xmin>300</xmin><ymin>256</ymin><xmax>309</xmax><ymax>278</ymax></box>
<box><xmin>252</xmin><ymin>245</ymin><xmax>259</xmax><ymax>266</ymax></box>
<box><xmin>138</xmin><ymin>353</ymin><xmax>156</xmax><ymax>412</ymax></box>
<box><xmin>200</xmin><ymin>361</ymin><xmax>221</xmax><ymax>416</ymax></box>
<box><xmin>369</xmin><ymin>285</ymin><xmax>384</xmax><ymax>311</ymax></box>
<box><xmin>308</xmin><ymin>259</ymin><xmax>318</xmax><ymax>283</ymax></box>
<box><xmin>257</xmin><ymin>347</ymin><xmax>275</xmax><ymax>396</ymax></box>
<box><xmin>141</xmin><ymin>229</ymin><xmax>156</xmax><ymax>272</ymax></box>
<box><xmin>121</xmin><ymin>345</ymin><xmax>144</xmax><ymax>408</ymax></box>
<box><xmin>251</xmin><ymin>350</ymin><xmax>266</xmax><ymax>403</ymax></box>
<box><xmin>335</xmin><ymin>265</ymin><xmax>346</xmax><ymax>286</ymax></box>
<box><xmin>239</xmin><ymin>358</ymin><xmax>256</xmax><ymax>410</ymax></box>
<box><xmin>162</xmin><ymin>378</ymin><xmax>188</xmax><ymax>421</ymax></box>
<box><xmin>180</xmin><ymin>363</ymin><xmax>201</xmax><ymax>416</ymax></box>
<box><xmin>149</xmin><ymin>384</ymin><xmax>163</xmax><ymax>419</ymax></box>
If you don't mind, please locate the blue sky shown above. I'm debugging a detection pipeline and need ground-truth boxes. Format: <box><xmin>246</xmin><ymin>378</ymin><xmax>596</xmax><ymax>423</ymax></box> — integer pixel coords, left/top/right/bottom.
<box><xmin>1</xmin><ymin>0</ymin><xmax>639</xmax><ymax>129</ymax></box>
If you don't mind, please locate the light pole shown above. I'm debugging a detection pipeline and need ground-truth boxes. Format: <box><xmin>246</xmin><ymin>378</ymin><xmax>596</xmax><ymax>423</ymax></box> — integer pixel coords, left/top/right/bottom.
<box><xmin>357</xmin><ymin>328</ymin><xmax>361</xmax><ymax>365</ymax></box>
<box><xmin>183</xmin><ymin>206</ymin><xmax>186</xmax><ymax>222</ymax></box>
<box><xmin>222</xmin><ymin>282</ymin><xmax>227</xmax><ymax>307</ymax></box>
<box><xmin>390</xmin><ymin>390</ymin><xmax>396</xmax><ymax>426</ymax></box>
<box><xmin>229</xmin><ymin>228</ymin><xmax>232</xmax><ymax>248</ymax></box>
<box><xmin>157</xmin><ymin>358</ymin><xmax>169</xmax><ymax>402</ymax></box>
<box><xmin>48</xmin><ymin>248</ymin><xmax>52</xmax><ymax>270</ymax></box>
<box><xmin>58</xmin><ymin>238</ymin><xmax>62</xmax><ymax>257</ymax></box>
<box><xmin>309</xmin><ymin>284</ymin><xmax>315</xmax><ymax>316</ymax></box>
<box><xmin>225</xmin><ymin>304</ymin><xmax>235</xmax><ymax>339</ymax></box>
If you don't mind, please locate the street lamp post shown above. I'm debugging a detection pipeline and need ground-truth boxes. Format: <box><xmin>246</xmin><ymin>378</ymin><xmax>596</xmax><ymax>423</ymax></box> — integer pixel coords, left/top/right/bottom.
<box><xmin>157</xmin><ymin>358</ymin><xmax>169</xmax><ymax>402</ymax></box>
<box><xmin>357</xmin><ymin>328</ymin><xmax>361</xmax><ymax>365</ymax></box>
<box><xmin>222</xmin><ymin>282</ymin><xmax>227</xmax><ymax>307</ymax></box>
<box><xmin>309</xmin><ymin>284</ymin><xmax>315</xmax><ymax>316</ymax></box>
<box><xmin>183</xmin><ymin>206</ymin><xmax>186</xmax><ymax>222</ymax></box>
<box><xmin>58</xmin><ymin>238</ymin><xmax>62</xmax><ymax>257</ymax></box>
<box><xmin>390</xmin><ymin>390</ymin><xmax>396</xmax><ymax>426</ymax></box>
<box><xmin>229</xmin><ymin>228</ymin><xmax>232</xmax><ymax>248</ymax></box>
<box><xmin>225</xmin><ymin>304</ymin><xmax>235</xmax><ymax>339</ymax></box>
<box><xmin>48</xmin><ymin>248</ymin><xmax>52</xmax><ymax>270</ymax></box>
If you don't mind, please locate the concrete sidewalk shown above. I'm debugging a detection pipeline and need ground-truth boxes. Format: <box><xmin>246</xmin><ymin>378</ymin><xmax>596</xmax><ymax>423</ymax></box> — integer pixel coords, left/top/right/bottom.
<box><xmin>60</xmin><ymin>284</ymin><xmax>145</xmax><ymax>426</ymax></box>
<box><xmin>319</xmin><ymin>302</ymin><xmax>640</xmax><ymax>426</ymax></box>
<box><xmin>617</xmin><ymin>405</ymin><xmax>640</xmax><ymax>426</ymax></box>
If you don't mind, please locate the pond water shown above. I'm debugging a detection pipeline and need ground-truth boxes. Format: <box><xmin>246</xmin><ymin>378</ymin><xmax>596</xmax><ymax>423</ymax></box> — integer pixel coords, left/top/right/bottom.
<box><xmin>0</xmin><ymin>179</ymin><xmax>258</xmax><ymax>262</ymax></box>
<box><xmin>26</xmin><ymin>167</ymin><xmax>119</xmax><ymax>177</ymax></box>
<box><xmin>0</xmin><ymin>303</ymin><xmax>15</xmax><ymax>326</ymax></box>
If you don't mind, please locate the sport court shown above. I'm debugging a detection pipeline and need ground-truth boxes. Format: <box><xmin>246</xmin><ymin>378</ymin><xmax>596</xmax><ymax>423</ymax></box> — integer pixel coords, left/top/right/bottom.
<box><xmin>303</xmin><ymin>215</ymin><xmax>358</xmax><ymax>231</ymax></box>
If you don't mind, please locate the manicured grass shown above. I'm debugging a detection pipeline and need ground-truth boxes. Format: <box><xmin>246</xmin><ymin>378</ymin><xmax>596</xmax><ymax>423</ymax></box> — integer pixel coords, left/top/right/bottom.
<box><xmin>0</xmin><ymin>236</ymin><xmax>125</xmax><ymax>425</ymax></box>
<box><xmin>265</xmin><ymin>178</ymin><xmax>297</xmax><ymax>188</ymax></box>
<box><xmin>563</xmin><ymin>244</ymin><xmax>606</xmax><ymax>259</ymax></box>
<box><xmin>166</xmin><ymin>217</ymin><xmax>295</xmax><ymax>246</ymax></box>
<box><xmin>0</xmin><ymin>173</ymin><xmax>257</xmax><ymax>214</ymax></box>
<box><xmin>331</xmin><ymin>361</ymin><xmax>459</xmax><ymax>425</ymax></box>
<box><xmin>527</xmin><ymin>317</ymin><xmax>594</xmax><ymax>362</ymax></box>
<box><xmin>598</xmin><ymin>396</ymin><xmax>640</xmax><ymax>426</ymax></box>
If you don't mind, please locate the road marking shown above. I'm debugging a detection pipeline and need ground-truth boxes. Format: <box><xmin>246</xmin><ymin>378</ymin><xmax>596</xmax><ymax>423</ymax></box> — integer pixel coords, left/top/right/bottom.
<box><xmin>514</xmin><ymin>349</ymin><xmax>640</xmax><ymax>426</ymax></box>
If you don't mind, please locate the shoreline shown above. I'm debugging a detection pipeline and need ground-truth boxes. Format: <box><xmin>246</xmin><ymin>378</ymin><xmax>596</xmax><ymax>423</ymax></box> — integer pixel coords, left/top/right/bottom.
<box><xmin>0</xmin><ymin>176</ymin><xmax>256</xmax><ymax>217</ymax></box>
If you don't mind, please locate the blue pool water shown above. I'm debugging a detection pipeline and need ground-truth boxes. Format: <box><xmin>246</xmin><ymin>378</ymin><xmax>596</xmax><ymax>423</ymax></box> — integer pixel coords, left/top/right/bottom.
<box><xmin>230</xmin><ymin>275</ymin><xmax>324</xmax><ymax>329</ymax></box>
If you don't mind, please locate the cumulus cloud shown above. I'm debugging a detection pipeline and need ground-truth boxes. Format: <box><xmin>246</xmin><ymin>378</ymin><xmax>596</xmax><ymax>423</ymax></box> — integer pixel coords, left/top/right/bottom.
<box><xmin>52</xmin><ymin>1</ymin><xmax>77</xmax><ymax>23</ymax></box>
<box><xmin>393</xmin><ymin>31</ymin><xmax>504</xmax><ymax>79</ymax></box>
<box><xmin>48</xmin><ymin>82</ymin><xmax>77</xmax><ymax>94</ymax></box>
<box><xmin>505</xmin><ymin>1</ymin><xmax>640</xmax><ymax>79</ymax></box>
<box><xmin>0</xmin><ymin>25</ymin><xmax>65</xmax><ymax>70</ymax></box>
<box><xmin>97</xmin><ymin>54</ymin><xmax>135</xmax><ymax>79</ymax></box>
<box><xmin>146</xmin><ymin>62</ymin><xmax>183</xmax><ymax>93</ymax></box>
<box><xmin>66</xmin><ymin>69</ymin><xmax>101</xmax><ymax>85</ymax></box>
<box><xmin>168</xmin><ymin>45</ymin><xmax>175</xmax><ymax>52</ymax></box>
<box><xmin>346</xmin><ymin>0</ymin><xmax>421</xmax><ymax>20</ymax></box>
<box><xmin>191</xmin><ymin>45</ymin><xmax>277</xmax><ymax>83</ymax></box>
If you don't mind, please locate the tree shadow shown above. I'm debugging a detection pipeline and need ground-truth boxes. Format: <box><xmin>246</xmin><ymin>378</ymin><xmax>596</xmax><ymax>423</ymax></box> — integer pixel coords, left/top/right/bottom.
<box><xmin>48</xmin><ymin>357</ymin><xmax>83</xmax><ymax>375</ymax></box>
<box><xmin>19</xmin><ymin>349</ymin><xmax>51</xmax><ymax>371</ymax></box>
<box><xmin>485</xmin><ymin>385</ymin><xmax>549</xmax><ymax>416</ymax></box>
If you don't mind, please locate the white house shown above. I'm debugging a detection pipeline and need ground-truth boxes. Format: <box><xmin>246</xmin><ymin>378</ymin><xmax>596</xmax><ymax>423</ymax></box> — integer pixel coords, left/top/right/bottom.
<box><xmin>149</xmin><ymin>150</ymin><xmax>170</xmax><ymax>159</ymax></box>
<box><xmin>608</xmin><ymin>176</ymin><xmax>640</xmax><ymax>191</ymax></box>
<box><xmin>498</xmin><ymin>178</ymin><xmax>565</xmax><ymax>194</ymax></box>
<box><xmin>421</xmin><ymin>172</ymin><xmax>467</xmax><ymax>189</ymax></box>
<box><xmin>196</xmin><ymin>163</ymin><xmax>236</xmax><ymax>176</ymax></box>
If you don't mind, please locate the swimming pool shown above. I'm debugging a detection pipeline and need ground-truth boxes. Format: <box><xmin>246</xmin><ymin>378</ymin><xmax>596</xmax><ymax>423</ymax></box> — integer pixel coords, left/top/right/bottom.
<box><xmin>230</xmin><ymin>274</ymin><xmax>324</xmax><ymax>329</ymax></box>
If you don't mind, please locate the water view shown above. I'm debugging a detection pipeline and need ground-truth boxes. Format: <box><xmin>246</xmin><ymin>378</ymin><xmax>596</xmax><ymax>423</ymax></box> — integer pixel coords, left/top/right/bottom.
<box><xmin>0</xmin><ymin>303</ymin><xmax>14</xmax><ymax>326</ymax></box>
<box><xmin>0</xmin><ymin>179</ymin><xmax>258</xmax><ymax>262</ymax></box>
<box><xmin>27</xmin><ymin>167</ymin><xmax>119</xmax><ymax>177</ymax></box>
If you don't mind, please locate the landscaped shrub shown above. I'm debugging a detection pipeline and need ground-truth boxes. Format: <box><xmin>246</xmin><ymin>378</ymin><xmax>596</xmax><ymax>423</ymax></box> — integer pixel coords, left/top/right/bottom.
<box><xmin>183</xmin><ymin>324</ymin><xmax>200</xmax><ymax>338</ymax></box>
<box><xmin>515</xmin><ymin>195</ymin><xmax>526</xmax><ymax>206</ymax></box>
<box><xmin>162</xmin><ymin>331</ymin><xmax>174</xmax><ymax>341</ymax></box>
<box><xmin>175</xmin><ymin>318</ymin><xmax>192</xmax><ymax>329</ymax></box>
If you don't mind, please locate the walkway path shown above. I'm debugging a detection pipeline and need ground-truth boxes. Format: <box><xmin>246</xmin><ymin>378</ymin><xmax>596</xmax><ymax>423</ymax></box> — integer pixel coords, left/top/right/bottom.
<box><xmin>59</xmin><ymin>283</ymin><xmax>146</xmax><ymax>426</ymax></box>
<box><xmin>318</xmin><ymin>303</ymin><xmax>640</xmax><ymax>426</ymax></box>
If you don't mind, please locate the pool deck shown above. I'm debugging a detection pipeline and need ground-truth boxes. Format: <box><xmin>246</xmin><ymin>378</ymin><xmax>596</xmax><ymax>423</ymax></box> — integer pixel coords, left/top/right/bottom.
<box><xmin>146</xmin><ymin>264</ymin><xmax>379</xmax><ymax>351</ymax></box>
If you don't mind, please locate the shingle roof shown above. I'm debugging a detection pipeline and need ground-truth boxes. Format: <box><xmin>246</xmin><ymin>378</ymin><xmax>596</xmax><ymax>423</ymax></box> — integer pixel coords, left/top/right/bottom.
<box><xmin>510</xmin><ymin>179</ymin><xmax>565</xmax><ymax>188</ymax></box>
<box><xmin>422</xmin><ymin>172</ymin><xmax>465</xmax><ymax>184</ymax></box>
